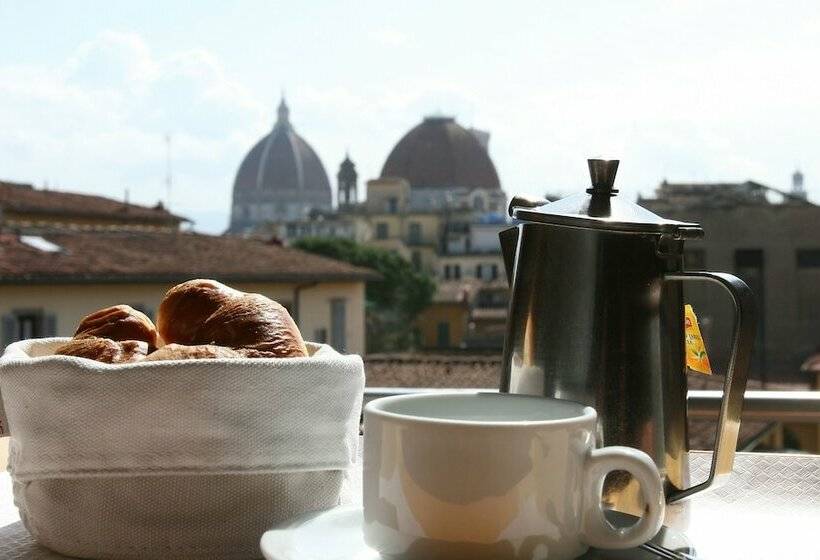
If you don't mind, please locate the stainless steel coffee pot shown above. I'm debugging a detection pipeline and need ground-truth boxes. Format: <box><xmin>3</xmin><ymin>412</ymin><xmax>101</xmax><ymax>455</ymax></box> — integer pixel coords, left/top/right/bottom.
<box><xmin>499</xmin><ymin>159</ymin><xmax>755</xmax><ymax>513</ymax></box>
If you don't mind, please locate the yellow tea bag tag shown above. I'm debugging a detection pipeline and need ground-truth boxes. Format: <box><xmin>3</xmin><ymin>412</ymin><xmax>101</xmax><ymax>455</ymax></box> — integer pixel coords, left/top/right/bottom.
<box><xmin>685</xmin><ymin>304</ymin><xmax>712</xmax><ymax>375</ymax></box>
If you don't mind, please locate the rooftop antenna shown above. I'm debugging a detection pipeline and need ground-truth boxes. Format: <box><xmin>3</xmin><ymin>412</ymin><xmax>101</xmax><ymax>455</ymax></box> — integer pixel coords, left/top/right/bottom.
<box><xmin>165</xmin><ymin>133</ymin><xmax>173</xmax><ymax>210</ymax></box>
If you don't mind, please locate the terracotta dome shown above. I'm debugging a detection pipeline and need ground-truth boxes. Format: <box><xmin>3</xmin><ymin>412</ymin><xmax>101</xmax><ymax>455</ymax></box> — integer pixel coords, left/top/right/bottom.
<box><xmin>381</xmin><ymin>116</ymin><xmax>500</xmax><ymax>190</ymax></box>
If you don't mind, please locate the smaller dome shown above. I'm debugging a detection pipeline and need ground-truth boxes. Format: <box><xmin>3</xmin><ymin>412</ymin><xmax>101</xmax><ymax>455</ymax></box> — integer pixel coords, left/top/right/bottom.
<box><xmin>381</xmin><ymin>116</ymin><xmax>501</xmax><ymax>190</ymax></box>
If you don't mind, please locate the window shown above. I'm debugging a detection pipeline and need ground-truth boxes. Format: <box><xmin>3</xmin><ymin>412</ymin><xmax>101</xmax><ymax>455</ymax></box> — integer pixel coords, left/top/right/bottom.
<box><xmin>408</xmin><ymin>222</ymin><xmax>422</xmax><ymax>244</ymax></box>
<box><xmin>491</xmin><ymin>264</ymin><xmax>499</xmax><ymax>280</ymax></box>
<box><xmin>436</xmin><ymin>321</ymin><xmax>450</xmax><ymax>348</ymax></box>
<box><xmin>17</xmin><ymin>313</ymin><xmax>39</xmax><ymax>340</ymax></box>
<box><xmin>386</xmin><ymin>197</ymin><xmax>398</xmax><ymax>214</ymax></box>
<box><xmin>473</xmin><ymin>195</ymin><xmax>485</xmax><ymax>211</ymax></box>
<box><xmin>453</xmin><ymin>264</ymin><xmax>461</xmax><ymax>280</ymax></box>
<box><xmin>330</xmin><ymin>298</ymin><xmax>347</xmax><ymax>352</ymax></box>
<box><xmin>375</xmin><ymin>222</ymin><xmax>389</xmax><ymax>239</ymax></box>
<box><xmin>797</xmin><ymin>249</ymin><xmax>820</xmax><ymax>320</ymax></box>
<box><xmin>444</xmin><ymin>264</ymin><xmax>451</xmax><ymax>279</ymax></box>
<box><xmin>2</xmin><ymin>309</ymin><xmax>56</xmax><ymax>347</ymax></box>
<box><xmin>477</xmin><ymin>289</ymin><xmax>509</xmax><ymax>308</ymax></box>
<box><xmin>313</xmin><ymin>328</ymin><xmax>328</xmax><ymax>344</ymax></box>
<box><xmin>797</xmin><ymin>249</ymin><xmax>820</xmax><ymax>268</ymax></box>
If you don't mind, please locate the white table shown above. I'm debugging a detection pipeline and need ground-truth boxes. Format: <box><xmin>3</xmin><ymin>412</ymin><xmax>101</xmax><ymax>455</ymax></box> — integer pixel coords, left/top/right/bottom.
<box><xmin>0</xmin><ymin>452</ymin><xmax>817</xmax><ymax>559</ymax></box>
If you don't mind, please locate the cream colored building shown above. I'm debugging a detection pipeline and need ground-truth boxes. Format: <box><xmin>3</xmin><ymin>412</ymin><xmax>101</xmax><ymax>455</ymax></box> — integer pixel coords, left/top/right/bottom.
<box><xmin>0</xmin><ymin>231</ymin><xmax>376</xmax><ymax>355</ymax></box>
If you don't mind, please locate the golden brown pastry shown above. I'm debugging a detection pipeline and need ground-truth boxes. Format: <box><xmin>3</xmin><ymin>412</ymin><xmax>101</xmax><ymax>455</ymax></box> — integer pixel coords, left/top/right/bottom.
<box><xmin>234</xmin><ymin>347</ymin><xmax>287</xmax><ymax>359</ymax></box>
<box><xmin>144</xmin><ymin>343</ymin><xmax>243</xmax><ymax>361</ymax></box>
<box><xmin>157</xmin><ymin>279</ymin><xmax>241</xmax><ymax>345</ymax></box>
<box><xmin>75</xmin><ymin>305</ymin><xmax>159</xmax><ymax>348</ymax></box>
<box><xmin>55</xmin><ymin>337</ymin><xmax>148</xmax><ymax>364</ymax></box>
<box><xmin>196</xmin><ymin>293</ymin><xmax>308</xmax><ymax>357</ymax></box>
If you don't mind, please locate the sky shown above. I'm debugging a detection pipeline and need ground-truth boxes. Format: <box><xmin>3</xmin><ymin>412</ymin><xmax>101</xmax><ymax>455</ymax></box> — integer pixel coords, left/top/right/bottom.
<box><xmin>1</xmin><ymin>1</ymin><xmax>819</xmax><ymax>233</ymax></box>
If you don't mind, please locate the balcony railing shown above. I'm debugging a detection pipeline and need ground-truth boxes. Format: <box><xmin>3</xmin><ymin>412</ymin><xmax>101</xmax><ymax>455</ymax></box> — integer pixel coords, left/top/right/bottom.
<box><xmin>363</xmin><ymin>388</ymin><xmax>820</xmax><ymax>422</ymax></box>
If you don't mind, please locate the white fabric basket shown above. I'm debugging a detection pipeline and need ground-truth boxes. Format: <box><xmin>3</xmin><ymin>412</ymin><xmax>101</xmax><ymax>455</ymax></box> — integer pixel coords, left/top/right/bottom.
<box><xmin>0</xmin><ymin>338</ymin><xmax>365</xmax><ymax>560</ymax></box>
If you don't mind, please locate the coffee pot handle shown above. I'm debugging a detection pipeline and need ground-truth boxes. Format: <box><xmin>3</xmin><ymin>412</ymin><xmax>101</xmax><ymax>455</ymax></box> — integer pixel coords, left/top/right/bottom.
<box><xmin>663</xmin><ymin>272</ymin><xmax>756</xmax><ymax>502</ymax></box>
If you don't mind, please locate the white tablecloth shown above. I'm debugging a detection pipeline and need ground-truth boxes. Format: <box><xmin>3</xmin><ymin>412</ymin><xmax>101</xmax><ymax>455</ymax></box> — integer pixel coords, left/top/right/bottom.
<box><xmin>0</xmin><ymin>451</ymin><xmax>818</xmax><ymax>559</ymax></box>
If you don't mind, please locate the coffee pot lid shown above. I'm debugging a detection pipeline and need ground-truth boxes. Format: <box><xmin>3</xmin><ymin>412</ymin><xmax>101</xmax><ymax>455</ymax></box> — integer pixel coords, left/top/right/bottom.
<box><xmin>509</xmin><ymin>159</ymin><xmax>704</xmax><ymax>238</ymax></box>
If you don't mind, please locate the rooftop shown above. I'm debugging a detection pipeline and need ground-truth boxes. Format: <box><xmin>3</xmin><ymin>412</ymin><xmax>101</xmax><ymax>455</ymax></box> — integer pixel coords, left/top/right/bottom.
<box><xmin>639</xmin><ymin>179</ymin><xmax>814</xmax><ymax>211</ymax></box>
<box><xmin>0</xmin><ymin>230</ymin><xmax>379</xmax><ymax>284</ymax></box>
<box><xmin>0</xmin><ymin>180</ymin><xmax>187</xmax><ymax>227</ymax></box>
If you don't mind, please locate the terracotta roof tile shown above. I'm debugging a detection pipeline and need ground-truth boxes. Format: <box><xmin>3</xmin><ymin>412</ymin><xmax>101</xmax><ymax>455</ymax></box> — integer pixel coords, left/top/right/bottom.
<box><xmin>0</xmin><ymin>231</ymin><xmax>379</xmax><ymax>284</ymax></box>
<box><xmin>0</xmin><ymin>181</ymin><xmax>187</xmax><ymax>225</ymax></box>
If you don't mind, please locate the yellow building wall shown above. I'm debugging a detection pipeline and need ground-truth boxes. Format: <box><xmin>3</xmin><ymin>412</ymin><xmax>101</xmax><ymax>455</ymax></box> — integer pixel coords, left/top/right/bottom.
<box><xmin>416</xmin><ymin>303</ymin><xmax>469</xmax><ymax>349</ymax></box>
<box><xmin>0</xmin><ymin>280</ymin><xmax>366</xmax><ymax>355</ymax></box>
<box><xmin>403</xmin><ymin>214</ymin><xmax>441</xmax><ymax>245</ymax></box>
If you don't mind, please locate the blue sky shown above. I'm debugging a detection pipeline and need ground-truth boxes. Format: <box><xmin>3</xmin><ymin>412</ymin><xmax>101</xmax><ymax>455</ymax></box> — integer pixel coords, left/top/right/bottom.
<box><xmin>1</xmin><ymin>1</ymin><xmax>819</xmax><ymax>232</ymax></box>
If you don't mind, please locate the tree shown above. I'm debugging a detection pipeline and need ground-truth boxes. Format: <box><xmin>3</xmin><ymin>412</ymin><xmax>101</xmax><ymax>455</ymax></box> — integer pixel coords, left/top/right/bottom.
<box><xmin>292</xmin><ymin>237</ymin><xmax>435</xmax><ymax>352</ymax></box>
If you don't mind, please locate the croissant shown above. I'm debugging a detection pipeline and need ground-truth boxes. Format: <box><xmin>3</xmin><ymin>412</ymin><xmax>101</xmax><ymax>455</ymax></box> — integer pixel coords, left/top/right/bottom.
<box><xmin>144</xmin><ymin>344</ymin><xmax>243</xmax><ymax>361</ymax></box>
<box><xmin>196</xmin><ymin>293</ymin><xmax>308</xmax><ymax>357</ymax></box>
<box><xmin>55</xmin><ymin>337</ymin><xmax>148</xmax><ymax>364</ymax></box>
<box><xmin>75</xmin><ymin>305</ymin><xmax>159</xmax><ymax>348</ymax></box>
<box><xmin>157</xmin><ymin>279</ymin><xmax>241</xmax><ymax>345</ymax></box>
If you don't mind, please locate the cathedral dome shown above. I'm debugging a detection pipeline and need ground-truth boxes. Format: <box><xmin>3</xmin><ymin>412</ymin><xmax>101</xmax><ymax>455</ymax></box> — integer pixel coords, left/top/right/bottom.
<box><xmin>381</xmin><ymin>116</ymin><xmax>501</xmax><ymax>190</ymax></box>
<box><xmin>230</xmin><ymin>99</ymin><xmax>331</xmax><ymax>232</ymax></box>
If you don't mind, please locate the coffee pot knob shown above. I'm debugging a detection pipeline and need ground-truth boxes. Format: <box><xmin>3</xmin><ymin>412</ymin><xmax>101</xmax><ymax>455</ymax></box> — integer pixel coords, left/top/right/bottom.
<box><xmin>587</xmin><ymin>159</ymin><xmax>620</xmax><ymax>195</ymax></box>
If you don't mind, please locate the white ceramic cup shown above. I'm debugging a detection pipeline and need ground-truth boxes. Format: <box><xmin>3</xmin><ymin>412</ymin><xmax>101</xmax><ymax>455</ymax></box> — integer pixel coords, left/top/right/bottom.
<box><xmin>363</xmin><ymin>392</ymin><xmax>664</xmax><ymax>560</ymax></box>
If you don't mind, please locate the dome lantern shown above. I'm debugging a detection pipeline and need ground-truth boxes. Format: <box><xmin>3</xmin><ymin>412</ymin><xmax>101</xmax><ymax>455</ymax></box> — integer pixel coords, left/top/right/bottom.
<box><xmin>276</xmin><ymin>96</ymin><xmax>290</xmax><ymax>127</ymax></box>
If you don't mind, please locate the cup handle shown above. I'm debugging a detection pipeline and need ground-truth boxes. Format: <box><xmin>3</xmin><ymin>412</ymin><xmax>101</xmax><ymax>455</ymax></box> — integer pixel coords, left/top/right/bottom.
<box><xmin>581</xmin><ymin>446</ymin><xmax>665</xmax><ymax>550</ymax></box>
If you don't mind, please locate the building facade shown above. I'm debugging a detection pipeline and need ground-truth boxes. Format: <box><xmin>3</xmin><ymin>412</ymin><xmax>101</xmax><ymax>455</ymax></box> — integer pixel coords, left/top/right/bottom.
<box><xmin>640</xmin><ymin>178</ymin><xmax>820</xmax><ymax>383</ymax></box>
<box><xmin>0</xmin><ymin>231</ymin><xmax>375</xmax><ymax>355</ymax></box>
<box><xmin>0</xmin><ymin>181</ymin><xmax>376</xmax><ymax>355</ymax></box>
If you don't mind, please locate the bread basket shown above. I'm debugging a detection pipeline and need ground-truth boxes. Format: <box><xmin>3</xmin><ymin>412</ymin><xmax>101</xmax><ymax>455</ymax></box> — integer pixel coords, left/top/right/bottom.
<box><xmin>0</xmin><ymin>337</ymin><xmax>364</xmax><ymax>560</ymax></box>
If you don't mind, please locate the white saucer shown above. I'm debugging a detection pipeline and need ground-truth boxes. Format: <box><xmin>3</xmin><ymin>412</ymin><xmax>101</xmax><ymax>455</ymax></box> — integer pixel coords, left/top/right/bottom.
<box><xmin>260</xmin><ymin>506</ymin><xmax>695</xmax><ymax>560</ymax></box>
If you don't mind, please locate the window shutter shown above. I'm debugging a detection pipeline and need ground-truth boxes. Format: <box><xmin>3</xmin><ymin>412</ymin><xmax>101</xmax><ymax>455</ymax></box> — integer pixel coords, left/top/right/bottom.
<box><xmin>2</xmin><ymin>315</ymin><xmax>16</xmax><ymax>349</ymax></box>
<box><xmin>44</xmin><ymin>314</ymin><xmax>57</xmax><ymax>337</ymax></box>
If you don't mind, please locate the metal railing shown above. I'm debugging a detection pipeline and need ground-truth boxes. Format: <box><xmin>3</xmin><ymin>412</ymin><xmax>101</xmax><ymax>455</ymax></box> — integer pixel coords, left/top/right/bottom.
<box><xmin>364</xmin><ymin>387</ymin><xmax>820</xmax><ymax>423</ymax></box>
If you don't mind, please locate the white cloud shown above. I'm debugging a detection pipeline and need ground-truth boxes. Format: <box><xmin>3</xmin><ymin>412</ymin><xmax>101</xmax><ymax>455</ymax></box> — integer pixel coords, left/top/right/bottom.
<box><xmin>368</xmin><ymin>27</ymin><xmax>410</xmax><ymax>47</ymax></box>
<box><xmin>0</xmin><ymin>30</ymin><xmax>267</xmax><ymax>232</ymax></box>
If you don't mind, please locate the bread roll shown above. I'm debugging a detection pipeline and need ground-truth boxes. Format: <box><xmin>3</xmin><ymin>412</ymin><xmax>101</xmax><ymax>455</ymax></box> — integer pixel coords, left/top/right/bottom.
<box><xmin>55</xmin><ymin>338</ymin><xmax>148</xmax><ymax>364</ymax></box>
<box><xmin>234</xmin><ymin>347</ymin><xmax>287</xmax><ymax>359</ymax></box>
<box><xmin>196</xmin><ymin>293</ymin><xmax>308</xmax><ymax>357</ymax></box>
<box><xmin>75</xmin><ymin>305</ymin><xmax>159</xmax><ymax>348</ymax></box>
<box><xmin>144</xmin><ymin>343</ymin><xmax>243</xmax><ymax>361</ymax></box>
<box><xmin>157</xmin><ymin>279</ymin><xmax>241</xmax><ymax>345</ymax></box>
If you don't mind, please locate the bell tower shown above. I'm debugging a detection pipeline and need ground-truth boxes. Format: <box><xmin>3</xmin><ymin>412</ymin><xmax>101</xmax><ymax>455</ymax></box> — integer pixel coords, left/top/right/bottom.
<box><xmin>337</xmin><ymin>153</ymin><xmax>358</xmax><ymax>208</ymax></box>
